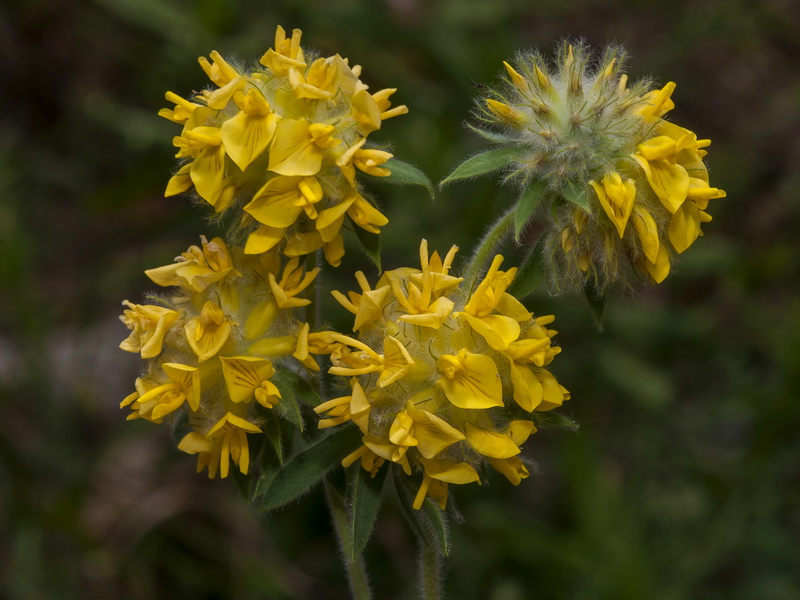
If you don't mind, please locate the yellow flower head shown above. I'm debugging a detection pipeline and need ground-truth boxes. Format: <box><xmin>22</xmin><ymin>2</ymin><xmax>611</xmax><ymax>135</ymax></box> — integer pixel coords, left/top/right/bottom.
<box><xmin>160</xmin><ymin>25</ymin><xmax>407</xmax><ymax>266</ymax></box>
<box><xmin>318</xmin><ymin>240</ymin><xmax>569</xmax><ymax>509</ymax></box>
<box><xmin>119</xmin><ymin>235</ymin><xmax>320</xmax><ymax>478</ymax></box>
<box><xmin>470</xmin><ymin>42</ymin><xmax>725</xmax><ymax>292</ymax></box>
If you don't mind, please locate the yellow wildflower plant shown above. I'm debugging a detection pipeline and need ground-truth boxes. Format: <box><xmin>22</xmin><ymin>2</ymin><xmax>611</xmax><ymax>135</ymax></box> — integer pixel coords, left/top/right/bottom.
<box><xmin>159</xmin><ymin>25</ymin><xmax>407</xmax><ymax>266</ymax></box>
<box><xmin>445</xmin><ymin>42</ymin><xmax>725</xmax><ymax>293</ymax></box>
<box><xmin>313</xmin><ymin>240</ymin><xmax>569</xmax><ymax>509</ymax></box>
<box><xmin>119</xmin><ymin>235</ymin><xmax>321</xmax><ymax>478</ymax></box>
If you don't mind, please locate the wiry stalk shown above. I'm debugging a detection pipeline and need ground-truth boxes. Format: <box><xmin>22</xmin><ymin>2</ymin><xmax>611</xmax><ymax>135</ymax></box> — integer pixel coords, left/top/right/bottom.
<box><xmin>325</xmin><ymin>479</ymin><xmax>373</xmax><ymax>600</ymax></box>
<box><xmin>461</xmin><ymin>205</ymin><xmax>516</xmax><ymax>293</ymax></box>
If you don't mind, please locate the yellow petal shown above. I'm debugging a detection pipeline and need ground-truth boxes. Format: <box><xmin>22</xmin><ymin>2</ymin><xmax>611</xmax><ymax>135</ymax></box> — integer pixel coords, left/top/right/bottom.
<box><xmin>347</xmin><ymin>194</ymin><xmax>388</xmax><ymax>234</ymax></box>
<box><xmin>422</xmin><ymin>458</ymin><xmax>480</xmax><ymax>484</ymax></box>
<box><xmin>669</xmin><ymin>201</ymin><xmax>700</xmax><ymax>254</ymax></box>
<box><xmin>644</xmin><ymin>243</ymin><xmax>671</xmax><ymax>284</ymax></box>
<box><xmin>411</xmin><ymin>409</ymin><xmax>465</xmax><ymax>459</ymax></box>
<box><xmin>507</xmin><ymin>361</ymin><xmax>543</xmax><ymax>412</ymax></box>
<box><xmin>631</xmin><ymin>206</ymin><xmax>660</xmax><ymax>264</ymax></box>
<box><xmin>378</xmin><ymin>336</ymin><xmax>414</xmax><ymax>388</ymax></box>
<box><xmin>165</xmin><ymin>163</ymin><xmax>193</xmax><ymax>197</ymax></box>
<box><xmin>220</xmin><ymin>356</ymin><xmax>275</xmax><ymax>403</ymax></box>
<box><xmin>436</xmin><ymin>350</ymin><xmax>503</xmax><ymax>409</ymax></box>
<box><xmin>536</xmin><ymin>369</ymin><xmax>565</xmax><ymax>411</ymax></box>
<box><xmin>634</xmin><ymin>154</ymin><xmax>689</xmax><ymax>213</ymax></box>
<box><xmin>489</xmin><ymin>456</ymin><xmax>529</xmax><ymax>485</ymax></box>
<box><xmin>464</xmin><ymin>422</ymin><xmax>520</xmax><ymax>459</ymax></box>
<box><xmin>244</xmin><ymin>176</ymin><xmax>307</xmax><ymax>228</ymax></box>
<box><xmin>458</xmin><ymin>313</ymin><xmax>520</xmax><ymax>351</ymax></box>
<box><xmin>178</xmin><ymin>432</ymin><xmax>212</xmax><ymax>454</ymax></box>
<box><xmin>268</xmin><ymin>119</ymin><xmax>324</xmax><ymax>176</ymax></box>
<box><xmin>221</xmin><ymin>109</ymin><xmax>279</xmax><ymax>171</ymax></box>
<box><xmin>245</xmin><ymin>225</ymin><xmax>284</xmax><ymax>254</ymax></box>
<box><xmin>190</xmin><ymin>144</ymin><xmax>226</xmax><ymax>205</ymax></box>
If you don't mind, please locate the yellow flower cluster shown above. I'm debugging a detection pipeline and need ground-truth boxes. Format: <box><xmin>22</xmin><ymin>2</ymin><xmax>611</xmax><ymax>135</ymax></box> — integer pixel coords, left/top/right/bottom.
<box><xmin>311</xmin><ymin>241</ymin><xmax>568</xmax><ymax>509</ymax></box>
<box><xmin>480</xmin><ymin>44</ymin><xmax>725</xmax><ymax>292</ymax></box>
<box><xmin>119</xmin><ymin>236</ymin><xmax>321</xmax><ymax>478</ymax></box>
<box><xmin>160</xmin><ymin>26</ymin><xmax>407</xmax><ymax>266</ymax></box>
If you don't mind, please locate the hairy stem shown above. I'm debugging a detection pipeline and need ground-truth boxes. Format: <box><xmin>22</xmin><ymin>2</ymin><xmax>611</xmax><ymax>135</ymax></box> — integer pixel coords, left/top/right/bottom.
<box><xmin>461</xmin><ymin>205</ymin><xmax>516</xmax><ymax>294</ymax></box>
<box><xmin>418</xmin><ymin>546</ymin><xmax>444</xmax><ymax>600</ymax></box>
<box><xmin>325</xmin><ymin>479</ymin><xmax>372</xmax><ymax>600</ymax></box>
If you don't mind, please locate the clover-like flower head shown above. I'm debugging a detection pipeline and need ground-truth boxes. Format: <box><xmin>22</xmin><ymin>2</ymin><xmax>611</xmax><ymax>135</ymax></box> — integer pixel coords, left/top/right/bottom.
<box><xmin>471</xmin><ymin>42</ymin><xmax>725</xmax><ymax>292</ymax></box>
<box><xmin>160</xmin><ymin>26</ymin><xmax>407</xmax><ymax>266</ymax></box>
<box><xmin>313</xmin><ymin>240</ymin><xmax>569</xmax><ymax>509</ymax></box>
<box><xmin>119</xmin><ymin>236</ymin><xmax>320</xmax><ymax>478</ymax></box>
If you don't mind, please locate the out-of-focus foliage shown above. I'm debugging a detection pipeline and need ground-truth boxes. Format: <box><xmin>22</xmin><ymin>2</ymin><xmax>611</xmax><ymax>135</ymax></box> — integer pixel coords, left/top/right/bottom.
<box><xmin>1</xmin><ymin>0</ymin><xmax>799</xmax><ymax>598</ymax></box>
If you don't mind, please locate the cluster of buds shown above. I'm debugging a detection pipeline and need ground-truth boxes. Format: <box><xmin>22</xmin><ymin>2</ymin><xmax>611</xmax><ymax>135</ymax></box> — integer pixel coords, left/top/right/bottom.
<box><xmin>478</xmin><ymin>42</ymin><xmax>725</xmax><ymax>292</ymax></box>
<box><xmin>312</xmin><ymin>241</ymin><xmax>568</xmax><ymax>509</ymax></box>
<box><xmin>161</xmin><ymin>26</ymin><xmax>407</xmax><ymax>266</ymax></box>
<box><xmin>119</xmin><ymin>236</ymin><xmax>321</xmax><ymax>478</ymax></box>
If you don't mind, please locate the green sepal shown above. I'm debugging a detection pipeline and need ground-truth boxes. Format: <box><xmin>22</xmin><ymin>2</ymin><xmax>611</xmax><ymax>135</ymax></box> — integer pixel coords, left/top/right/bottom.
<box><xmin>562</xmin><ymin>181</ymin><xmax>590</xmax><ymax>211</ymax></box>
<box><xmin>269</xmin><ymin>369</ymin><xmax>317</xmax><ymax>432</ymax></box>
<box><xmin>370</xmin><ymin>157</ymin><xmax>435</xmax><ymax>198</ymax></box>
<box><xmin>514</xmin><ymin>182</ymin><xmax>546</xmax><ymax>241</ymax></box>
<box><xmin>346</xmin><ymin>464</ymin><xmax>388</xmax><ymax>560</ymax></box>
<box><xmin>256</xmin><ymin>425</ymin><xmax>362</xmax><ymax>511</ymax></box>
<box><xmin>584</xmin><ymin>282</ymin><xmax>605</xmax><ymax>332</ymax></box>
<box><xmin>508</xmin><ymin>239</ymin><xmax>545</xmax><ymax>299</ymax></box>
<box><xmin>466</xmin><ymin>124</ymin><xmax>515</xmax><ymax>144</ymax></box>
<box><xmin>440</xmin><ymin>146</ymin><xmax>527</xmax><ymax>188</ymax></box>
<box><xmin>392</xmin><ymin>467</ymin><xmax>451</xmax><ymax>556</ymax></box>
<box><xmin>532</xmin><ymin>411</ymin><xmax>580</xmax><ymax>431</ymax></box>
<box><xmin>350</xmin><ymin>216</ymin><xmax>382</xmax><ymax>272</ymax></box>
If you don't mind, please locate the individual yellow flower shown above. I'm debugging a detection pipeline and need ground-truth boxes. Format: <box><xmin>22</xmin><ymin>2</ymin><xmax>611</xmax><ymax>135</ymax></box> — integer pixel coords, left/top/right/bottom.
<box><xmin>145</xmin><ymin>236</ymin><xmax>237</xmax><ymax>293</ymax></box>
<box><xmin>259</xmin><ymin>25</ymin><xmax>306</xmax><ymax>75</ymax></box>
<box><xmin>455</xmin><ymin>255</ymin><xmax>531</xmax><ymax>351</ymax></box>
<box><xmin>331</xmin><ymin>271</ymin><xmax>391</xmax><ymax>332</ymax></box>
<box><xmin>184</xmin><ymin>301</ymin><xmax>235</xmax><ymax>362</ymax></box>
<box><xmin>121</xmin><ymin>362</ymin><xmax>200</xmax><ymax>422</ymax></box>
<box><xmin>590</xmin><ymin>172</ymin><xmax>636</xmax><ymax>238</ymax></box>
<box><xmin>119</xmin><ymin>301</ymin><xmax>180</xmax><ymax>359</ymax></box>
<box><xmin>312</xmin><ymin>240</ymin><xmax>569</xmax><ymax>509</ymax></box>
<box><xmin>179</xmin><ymin>412</ymin><xmax>263</xmax><ymax>478</ymax></box>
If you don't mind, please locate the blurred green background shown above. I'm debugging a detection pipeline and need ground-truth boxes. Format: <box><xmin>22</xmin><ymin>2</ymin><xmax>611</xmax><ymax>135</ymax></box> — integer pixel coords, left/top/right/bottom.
<box><xmin>2</xmin><ymin>0</ymin><xmax>799</xmax><ymax>598</ymax></box>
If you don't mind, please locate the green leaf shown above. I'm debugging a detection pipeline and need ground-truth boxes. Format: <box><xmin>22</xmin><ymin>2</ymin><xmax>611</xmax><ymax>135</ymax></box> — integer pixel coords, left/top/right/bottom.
<box><xmin>374</xmin><ymin>158</ymin><xmax>435</xmax><ymax>198</ymax></box>
<box><xmin>351</xmin><ymin>217</ymin><xmax>381</xmax><ymax>271</ymax></box>
<box><xmin>562</xmin><ymin>182</ymin><xmax>590</xmax><ymax>210</ymax></box>
<box><xmin>257</xmin><ymin>425</ymin><xmax>362</xmax><ymax>511</ymax></box>
<box><xmin>584</xmin><ymin>283</ymin><xmax>606</xmax><ymax>332</ymax></box>
<box><xmin>514</xmin><ymin>182</ymin><xmax>546</xmax><ymax>241</ymax></box>
<box><xmin>440</xmin><ymin>146</ymin><xmax>527</xmax><ymax>187</ymax></box>
<box><xmin>508</xmin><ymin>240</ymin><xmax>545</xmax><ymax>299</ymax></box>
<box><xmin>347</xmin><ymin>465</ymin><xmax>388</xmax><ymax>559</ymax></box>
<box><xmin>269</xmin><ymin>369</ymin><xmax>311</xmax><ymax>432</ymax></box>
<box><xmin>392</xmin><ymin>468</ymin><xmax>451</xmax><ymax>556</ymax></box>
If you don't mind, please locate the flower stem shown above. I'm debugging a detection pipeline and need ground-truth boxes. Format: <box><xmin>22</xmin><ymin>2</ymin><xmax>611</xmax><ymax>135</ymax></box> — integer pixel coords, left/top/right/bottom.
<box><xmin>324</xmin><ymin>479</ymin><xmax>373</xmax><ymax>600</ymax></box>
<box><xmin>461</xmin><ymin>205</ymin><xmax>516</xmax><ymax>294</ymax></box>
<box><xmin>418</xmin><ymin>546</ymin><xmax>444</xmax><ymax>600</ymax></box>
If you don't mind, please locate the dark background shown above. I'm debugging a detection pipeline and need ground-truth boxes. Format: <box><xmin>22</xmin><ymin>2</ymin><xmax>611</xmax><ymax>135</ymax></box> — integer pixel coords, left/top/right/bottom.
<box><xmin>2</xmin><ymin>0</ymin><xmax>799</xmax><ymax>598</ymax></box>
